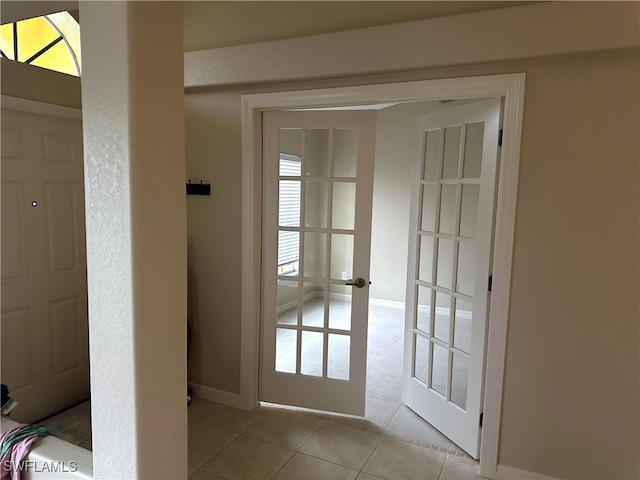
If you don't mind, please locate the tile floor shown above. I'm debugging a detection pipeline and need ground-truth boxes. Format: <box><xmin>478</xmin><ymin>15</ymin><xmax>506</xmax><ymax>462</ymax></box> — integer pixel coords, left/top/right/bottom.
<box><xmin>39</xmin><ymin>303</ymin><xmax>486</xmax><ymax>479</ymax></box>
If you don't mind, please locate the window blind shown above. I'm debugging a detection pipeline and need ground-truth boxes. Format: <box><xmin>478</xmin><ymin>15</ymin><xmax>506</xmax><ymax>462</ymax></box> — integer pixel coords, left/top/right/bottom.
<box><xmin>278</xmin><ymin>155</ymin><xmax>301</xmax><ymax>266</ymax></box>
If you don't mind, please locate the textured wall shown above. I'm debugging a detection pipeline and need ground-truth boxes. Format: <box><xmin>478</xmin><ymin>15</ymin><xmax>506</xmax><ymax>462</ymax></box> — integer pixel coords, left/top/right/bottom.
<box><xmin>184</xmin><ymin>55</ymin><xmax>639</xmax><ymax>480</ymax></box>
<box><xmin>80</xmin><ymin>2</ymin><xmax>187</xmax><ymax>478</ymax></box>
<box><xmin>183</xmin><ymin>3</ymin><xmax>638</xmax><ymax>478</ymax></box>
<box><xmin>1</xmin><ymin>59</ymin><xmax>81</xmax><ymax>108</ymax></box>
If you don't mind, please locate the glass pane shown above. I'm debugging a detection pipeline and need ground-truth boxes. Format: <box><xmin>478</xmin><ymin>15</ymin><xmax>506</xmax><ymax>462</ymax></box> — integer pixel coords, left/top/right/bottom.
<box><xmin>303</xmin><ymin>233</ymin><xmax>326</xmax><ymax>278</ymax></box>
<box><xmin>301</xmin><ymin>331</ymin><xmax>324</xmax><ymax>377</ymax></box>
<box><xmin>463</xmin><ymin>122</ymin><xmax>484</xmax><ymax>179</ymax></box>
<box><xmin>301</xmin><ymin>282</ymin><xmax>325</xmax><ymax>328</ymax></box>
<box><xmin>434</xmin><ymin>292</ymin><xmax>451</xmax><ymax>343</ymax></box>
<box><xmin>0</xmin><ymin>24</ymin><xmax>15</xmax><ymax>59</ymax></box>
<box><xmin>275</xmin><ymin>328</ymin><xmax>296</xmax><ymax>373</ymax></box>
<box><xmin>442</xmin><ymin>126</ymin><xmax>461</xmax><ymax>179</ymax></box>
<box><xmin>304</xmin><ymin>181</ymin><xmax>329</xmax><ymax>228</ymax></box>
<box><xmin>330</xmin><ymin>234</ymin><xmax>354</xmax><ymax>281</ymax></box>
<box><xmin>17</xmin><ymin>16</ymin><xmax>59</xmax><ymax>63</ymax></box>
<box><xmin>305</xmin><ymin>129</ymin><xmax>330</xmax><ymax>177</ymax></box>
<box><xmin>454</xmin><ymin>299</ymin><xmax>473</xmax><ymax>354</ymax></box>
<box><xmin>421</xmin><ymin>184</ymin><xmax>437</xmax><ymax>232</ymax></box>
<box><xmin>460</xmin><ymin>184</ymin><xmax>480</xmax><ymax>238</ymax></box>
<box><xmin>451</xmin><ymin>354</ymin><xmax>469</xmax><ymax>409</ymax></box>
<box><xmin>333</xmin><ymin>129</ymin><xmax>358</xmax><ymax>177</ymax></box>
<box><xmin>327</xmin><ymin>334</ymin><xmax>350</xmax><ymax>380</ymax></box>
<box><xmin>416</xmin><ymin>286</ymin><xmax>432</xmax><ymax>334</ymax></box>
<box><xmin>30</xmin><ymin>40</ymin><xmax>77</xmax><ymax>76</ymax></box>
<box><xmin>279</xmin><ymin>180</ymin><xmax>300</xmax><ymax>227</ymax></box>
<box><xmin>414</xmin><ymin>334</ymin><xmax>429</xmax><ymax>385</ymax></box>
<box><xmin>431</xmin><ymin>343</ymin><xmax>448</xmax><ymax>397</ymax></box>
<box><xmin>423</xmin><ymin>130</ymin><xmax>441</xmax><ymax>180</ymax></box>
<box><xmin>457</xmin><ymin>241</ymin><xmax>476</xmax><ymax>296</ymax></box>
<box><xmin>329</xmin><ymin>292</ymin><xmax>351</xmax><ymax>331</ymax></box>
<box><xmin>438</xmin><ymin>184</ymin><xmax>457</xmax><ymax>235</ymax></box>
<box><xmin>46</xmin><ymin>12</ymin><xmax>82</xmax><ymax>70</ymax></box>
<box><xmin>436</xmin><ymin>238</ymin><xmax>454</xmax><ymax>289</ymax></box>
<box><xmin>277</xmin><ymin>231</ymin><xmax>299</xmax><ymax>275</ymax></box>
<box><xmin>418</xmin><ymin>235</ymin><xmax>434</xmax><ymax>283</ymax></box>
<box><xmin>279</xmin><ymin>129</ymin><xmax>302</xmax><ymax>172</ymax></box>
<box><xmin>332</xmin><ymin>182</ymin><xmax>356</xmax><ymax>230</ymax></box>
<box><xmin>276</xmin><ymin>279</ymin><xmax>298</xmax><ymax>325</ymax></box>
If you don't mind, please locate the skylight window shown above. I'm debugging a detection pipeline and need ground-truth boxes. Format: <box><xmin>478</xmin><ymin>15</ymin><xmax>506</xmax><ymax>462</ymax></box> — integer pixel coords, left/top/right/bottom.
<box><xmin>0</xmin><ymin>11</ymin><xmax>81</xmax><ymax>77</ymax></box>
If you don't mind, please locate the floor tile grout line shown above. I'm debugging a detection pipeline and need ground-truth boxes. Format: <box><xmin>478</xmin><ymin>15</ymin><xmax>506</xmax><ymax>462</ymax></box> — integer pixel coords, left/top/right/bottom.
<box><xmin>358</xmin><ymin>437</ymin><xmax>385</xmax><ymax>479</ymax></box>
<box><xmin>436</xmin><ymin>453</ymin><xmax>450</xmax><ymax>480</ymax></box>
<box><xmin>266</xmin><ymin>442</ymin><xmax>297</xmax><ymax>480</ymax></box>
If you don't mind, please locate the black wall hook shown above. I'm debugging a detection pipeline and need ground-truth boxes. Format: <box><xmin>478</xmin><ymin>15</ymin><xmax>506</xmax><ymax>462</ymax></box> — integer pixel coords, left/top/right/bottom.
<box><xmin>186</xmin><ymin>179</ymin><xmax>211</xmax><ymax>196</ymax></box>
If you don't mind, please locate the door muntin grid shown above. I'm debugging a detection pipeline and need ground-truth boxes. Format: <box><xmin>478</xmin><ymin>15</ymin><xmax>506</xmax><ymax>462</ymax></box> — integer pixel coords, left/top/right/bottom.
<box><xmin>275</xmin><ymin>127</ymin><xmax>359</xmax><ymax>381</ymax></box>
<box><xmin>412</xmin><ymin>121</ymin><xmax>485</xmax><ymax>411</ymax></box>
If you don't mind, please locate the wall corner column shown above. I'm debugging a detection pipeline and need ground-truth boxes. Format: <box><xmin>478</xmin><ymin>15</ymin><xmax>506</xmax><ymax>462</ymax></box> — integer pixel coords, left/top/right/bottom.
<box><xmin>80</xmin><ymin>2</ymin><xmax>187</xmax><ymax>478</ymax></box>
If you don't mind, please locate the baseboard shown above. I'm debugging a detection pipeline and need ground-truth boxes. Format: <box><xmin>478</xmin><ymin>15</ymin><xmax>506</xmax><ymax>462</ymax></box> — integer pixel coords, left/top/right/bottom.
<box><xmin>496</xmin><ymin>465</ymin><xmax>559</xmax><ymax>480</ymax></box>
<box><xmin>368</xmin><ymin>297</ymin><xmax>473</xmax><ymax>320</ymax></box>
<box><xmin>188</xmin><ymin>382</ymin><xmax>245</xmax><ymax>410</ymax></box>
<box><xmin>277</xmin><ymin>291</ymin><xmax>320</xmax><ymax>314</ymax></box>
<box><xmin>368</xmin><ymin>297</ymin><xmax>405</xmax><ymax>309</ymax></box>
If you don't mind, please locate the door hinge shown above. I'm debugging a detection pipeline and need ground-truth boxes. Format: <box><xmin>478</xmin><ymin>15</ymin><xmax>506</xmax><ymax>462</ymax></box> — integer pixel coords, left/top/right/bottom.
<box><xmin>488</xmin><ymin>275</ymin><xmax>493</xmax><ymax>292</ymax></box>
<box><xmin>498</xmin><ymin>129</ymin><xmax>503</xmax><ymax>147</ymax></box>
<box><xmin>479</xmin><ymin>412</ymin><xmax>484</xmax><ymax>428</ymax></box>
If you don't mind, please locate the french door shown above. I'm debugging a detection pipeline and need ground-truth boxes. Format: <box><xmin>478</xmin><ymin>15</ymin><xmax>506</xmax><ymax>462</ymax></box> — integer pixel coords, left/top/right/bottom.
<box><xmin>402</xmin><ymin>98</ymin><xmax>501</xmax><ymax>458</ymax></box>
<box><xmin>261</xmin><ymin>110</ymin><xmax>376</xmax><ymax>415</ymax></box>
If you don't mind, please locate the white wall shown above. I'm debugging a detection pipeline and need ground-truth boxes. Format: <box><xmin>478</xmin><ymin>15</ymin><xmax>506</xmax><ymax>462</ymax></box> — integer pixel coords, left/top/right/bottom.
<box><xmin>81</xmin><ymin>2</ymin><xmax>187</xmax><ymax>478</ymax></box>
<box><xmin>183</xmin><ymin>3</ymin><xmax>639</xmax><ymax>479</ymax></box>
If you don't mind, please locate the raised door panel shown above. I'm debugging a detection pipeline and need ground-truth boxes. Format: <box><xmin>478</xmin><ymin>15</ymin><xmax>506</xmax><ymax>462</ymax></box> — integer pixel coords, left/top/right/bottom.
<box><xmin>1</xmin><ymin>182</ymin><xmax>28</xmax><ymax>283</ymax></box>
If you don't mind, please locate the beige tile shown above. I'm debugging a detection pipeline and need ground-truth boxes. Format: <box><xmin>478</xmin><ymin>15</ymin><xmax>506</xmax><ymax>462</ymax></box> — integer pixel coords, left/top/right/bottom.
<box><xmin>384</xmin><ymin>405</ymin><xmax>451</xmax><ymax>450</ymax></box>
<box><xmin>53</xmin><ymin>428</ymin><xmax>90</xmax><ymax>445</ymax></box>
<box><xmin>356</xmin><ymin>473</ymin><xmax>385</xmax><ymax>480</ymax></box>
<box><xmin>189</xmin><ymin>398</ymin><xmax>263</xmax><ymax>434</ymax></box>
<box><xmin>188</xmin><ymin>424</ymin><xmax>239</xmax><ymax>468</ymax></box>
<box><xmin>363</xmin><ymin>438</ymin><xmax>446</xmax><ymax>480</ymax></box>
<box><xmin>44</xmin><ymin>400</ymin><xmax>92</xmax><ymax>423</ymax></box>
<box><xmin>188</xmin><ymin>466</ymin><xmax>198</xmax><ymax>476</ymax></box>
<box><xmin>201</xmin><ymin>435</ymin><xmax>294</xmax><ymax>480</ymax></box>
<box><xmin>300</xmin><ymin>421</ymin><xmax>381</xmax><ymax>470</ymax></box>
<box><xmin>273</xmin><ymin>453</ymin><xmax>358</xmax><ymax>480</ymax></box>
<box><xmin>329</xmin><ymin>396</ymin><xmax>400</xmax><ymax>434</ymax></box>
<box><xmin>189</xmin><ymin>469</ymin><xmax>225</xmax><ymax>480</ymax></box>
<box><xmin>448</xmin><ymin>441</ymin><xmax>466</xmax><ymax>455</ymax></box>
<box><xmin>439</xmin><ymin>454</ymin><xmax>487</xmax><ymax>480</ymax></box>
<box><xmin>366</xmin><ymin>368</ymin><xmax>403</xmax><ymax>403</ymax></box>
<box><xmin>245</xmin><ymin>409</ymin><xmax>324</xmax><ymax>450</ymax></box>
<box><xmin>79</xmin><ymin>438</ymin><xmax>92</xmax><ymax>451</ymax></box>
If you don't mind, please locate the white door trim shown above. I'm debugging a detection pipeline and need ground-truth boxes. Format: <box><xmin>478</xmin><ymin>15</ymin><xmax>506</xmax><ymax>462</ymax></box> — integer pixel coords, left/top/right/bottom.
<box><xmin>1</xmin><ymin>95</ymin><xmax>82</xmax><ymax>119</ymax></box>
<box><xmin>240</xmin><ymin>73</ymin><xmax>526</xmax><ymax>478</ymax></box>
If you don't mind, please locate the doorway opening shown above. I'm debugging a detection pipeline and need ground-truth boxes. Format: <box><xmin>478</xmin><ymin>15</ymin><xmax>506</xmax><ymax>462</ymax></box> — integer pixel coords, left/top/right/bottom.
<box><xmin>241</xmin><ymin>74</ymin><xmax>525</xmax><ymax>477</ymax></box>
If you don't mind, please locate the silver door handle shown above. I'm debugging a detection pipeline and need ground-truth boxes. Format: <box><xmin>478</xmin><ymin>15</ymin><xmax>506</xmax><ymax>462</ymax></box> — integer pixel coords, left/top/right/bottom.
<box><xmin>345</xmin><ymin>278</ymin><xmax>368</xmax><ymax>288</ymax></box>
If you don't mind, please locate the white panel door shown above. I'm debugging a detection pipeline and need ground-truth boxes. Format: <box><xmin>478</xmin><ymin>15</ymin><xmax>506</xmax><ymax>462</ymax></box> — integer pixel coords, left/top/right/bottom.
<box><xmin>261</xmin><ymin>110</ymin><xmax>376</xmax><ymax>415</ymax></box>
<box><xmin>402</xmin><ymin>98</ymin><xmax>501</xmax><ymax>458</ymax></box>
<box><xmin>1</xmin><ymin>107</ymin><xmax>89</xmax><ymax>423</ymax></box>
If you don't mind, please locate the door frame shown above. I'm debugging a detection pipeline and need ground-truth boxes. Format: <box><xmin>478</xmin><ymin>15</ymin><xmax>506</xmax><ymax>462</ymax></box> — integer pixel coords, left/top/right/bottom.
<box><xmin>239</xmin><ymin>73</ymin><xmax>525</xmax><ymax>478</ymax></box>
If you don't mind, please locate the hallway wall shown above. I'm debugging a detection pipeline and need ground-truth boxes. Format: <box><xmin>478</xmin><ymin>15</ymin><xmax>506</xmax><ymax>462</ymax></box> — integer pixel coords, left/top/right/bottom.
<box><xmin>184</xmin><ymin>48</ymin><xmax>639</xmax><ymax>480</ymax></box>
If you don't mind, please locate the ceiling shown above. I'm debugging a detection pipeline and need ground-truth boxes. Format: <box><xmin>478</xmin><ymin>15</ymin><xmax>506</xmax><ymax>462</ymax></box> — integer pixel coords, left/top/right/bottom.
<box><xmin>182</xmin><ymin>1</ymin><xmax>536</xmax><ymax>51</ymax></box>
<box><xmin>2</xmin><ymin>1</ymin><xmax>536</xmax><ymax>52</ymax></box>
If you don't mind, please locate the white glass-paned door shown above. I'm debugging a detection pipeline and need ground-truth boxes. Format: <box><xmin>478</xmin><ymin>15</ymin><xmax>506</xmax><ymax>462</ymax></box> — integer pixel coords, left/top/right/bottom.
<box><xmin>261</xmin><ymin>110</ymin><xmax>376</xmax><ymax>415</ymax></box>
<box><xmin>402</xmin><ymin>98</ymin><xmax>501</xmax><ymax>458</ymax></box>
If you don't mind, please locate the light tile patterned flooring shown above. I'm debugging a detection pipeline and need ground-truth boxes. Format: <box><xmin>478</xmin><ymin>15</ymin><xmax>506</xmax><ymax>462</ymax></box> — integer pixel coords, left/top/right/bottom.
<box><xmin>40</xmin><ymin>304</ymin><xmax>486</xmax><ymax>479</ymax></box>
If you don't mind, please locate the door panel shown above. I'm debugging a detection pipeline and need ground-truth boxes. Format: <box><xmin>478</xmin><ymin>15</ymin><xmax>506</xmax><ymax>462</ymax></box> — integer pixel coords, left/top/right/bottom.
<box><xmin>402</xmin><ymin>98</ymin><xmax>501</xmax><ymax>458</ymax></box>
<box><xmin>1</xmin><ymin>107</ymin><xmax>89</xmax><ymax>423</ymax></box>
<box><xmin>261</xmin><ymin>110</ymin><xmax>376</xmax><ymax>415</ymax></box>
